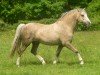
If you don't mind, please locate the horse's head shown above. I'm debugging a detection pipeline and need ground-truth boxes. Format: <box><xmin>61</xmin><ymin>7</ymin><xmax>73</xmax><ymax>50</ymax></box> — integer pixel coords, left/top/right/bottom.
<box><xmin>77</xmin><ymin>8</ymin><xmax>91</xmax><ymax>27</ymax></box>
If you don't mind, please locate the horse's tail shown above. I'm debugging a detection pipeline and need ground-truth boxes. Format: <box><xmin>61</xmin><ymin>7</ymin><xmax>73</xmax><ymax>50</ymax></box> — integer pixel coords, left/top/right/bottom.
<box><xmin>10</xmin><ymin>24</ymin><xmax>25</xmax><ymax>58</ymax></box>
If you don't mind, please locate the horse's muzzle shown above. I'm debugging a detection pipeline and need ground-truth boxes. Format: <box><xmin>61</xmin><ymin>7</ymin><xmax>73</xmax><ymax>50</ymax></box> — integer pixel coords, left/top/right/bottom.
<box><xmin>84</xmin><ymin>21</ymin><xmax>91</xmax><ymax>27</ymax></box>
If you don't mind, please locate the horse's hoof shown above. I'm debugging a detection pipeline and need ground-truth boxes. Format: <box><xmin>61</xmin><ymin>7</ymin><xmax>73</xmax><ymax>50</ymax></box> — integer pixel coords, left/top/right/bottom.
<box><xmin>53</xmin><ymin>60</ymin><xmax>57</xmax><ymax>64</ymax></box>
<box><xmin>16</xmin><ymin>64</ymin><xmax>20</xmax><ymax>67</ymax></box>
<box><xmin>80</xmin><ymin>61</ymin><xmax>84</xmax><ymax>65</ymax></box>
<box><xmin>16</xmin><ymin>65</ymin><xmax>20</xmax><ymax>67</ymax></box>
<box><xmin>42</xmin><ymin>61</ymin><xmax>46</xmax><ymax>65</ymax></box>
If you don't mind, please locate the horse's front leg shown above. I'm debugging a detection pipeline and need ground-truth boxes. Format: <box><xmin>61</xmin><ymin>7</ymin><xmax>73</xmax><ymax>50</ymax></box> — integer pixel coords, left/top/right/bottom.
<box><xmin>53</xmin><ymin>45</ymin><xmax>63</xmax><ymax>64</ymax></box>
<box><xmin>64</xmin><ymin>42</ymin><xmax>84</xmax><ymax>65</ymax></box>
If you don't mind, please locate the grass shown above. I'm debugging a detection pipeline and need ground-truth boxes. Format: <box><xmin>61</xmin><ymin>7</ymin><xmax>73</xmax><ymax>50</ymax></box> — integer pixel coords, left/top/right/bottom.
<box><xmin>0</xmin><ymin>30</ymin><xmax>100</xmax><ymax>75</ymax></box>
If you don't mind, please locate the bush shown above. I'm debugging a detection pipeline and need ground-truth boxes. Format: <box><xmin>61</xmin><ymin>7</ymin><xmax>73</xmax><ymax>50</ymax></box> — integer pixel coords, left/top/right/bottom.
<box><xmin>0</xmin><ymin>0</ymin><xmax>100</xmax><ymax>31</ymax></box>
<box><xmin>86</xmin><ymin>0</ymin><xmax>100</xmax><ymax>30</ymax></box>
<box><xmin>0</xmin><ymin>0</ymin><xmax>66</xmax><ymax>24</ymax></box>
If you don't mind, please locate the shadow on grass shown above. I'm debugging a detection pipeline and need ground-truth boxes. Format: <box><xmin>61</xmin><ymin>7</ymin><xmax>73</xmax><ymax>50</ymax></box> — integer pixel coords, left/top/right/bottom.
<box><xmin>67</xmin><ymin>62</ymin><xmax>79</xmax><ymax>66</ymax></box>
<box><xmin>17</xmin><ymin>59</ymin><xmax>96</xmax><ymax>67</ymax></box>
<box><xmin>67</xmin><ymin>60</ymin><xmax>96</xmax><ymax>66</ymax></box>
<box><xmin>21</xmin><ymin>60</ymin><xmax>79</xmax><ymax>66</ymax></box>
<box><xmin>21</xmin><ymin>61</ymin><xmax>42</xmax><ymax>66</ymax></box>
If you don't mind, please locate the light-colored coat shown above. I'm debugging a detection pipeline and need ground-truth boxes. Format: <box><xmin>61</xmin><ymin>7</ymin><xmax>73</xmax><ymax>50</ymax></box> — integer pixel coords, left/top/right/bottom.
<box><xmin>10</xmin><ymin>8</ymin><xmax>91</xmax><ymax>67</ymax></box>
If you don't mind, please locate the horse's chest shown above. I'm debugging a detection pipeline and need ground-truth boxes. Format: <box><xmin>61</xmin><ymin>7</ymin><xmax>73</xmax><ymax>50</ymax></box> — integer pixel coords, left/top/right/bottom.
<box><xmin>60</xmin><ymin>32</ymin><xmax>73</xmax><ymax>42</ymax></box>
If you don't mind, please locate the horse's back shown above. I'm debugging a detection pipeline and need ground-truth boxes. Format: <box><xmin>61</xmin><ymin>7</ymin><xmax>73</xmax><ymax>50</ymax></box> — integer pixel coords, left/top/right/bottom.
<box><xmin>20</xmin><ymin>22</ymin><xmax>61</xmax><ymax>45</ymax></box>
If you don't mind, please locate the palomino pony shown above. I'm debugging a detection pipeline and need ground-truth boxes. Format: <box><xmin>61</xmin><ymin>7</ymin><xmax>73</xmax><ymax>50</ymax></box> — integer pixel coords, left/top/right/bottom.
<box><xmin>10</xmin><ymin>8</ymin><xmax>91</xmax><ymax>67</ymax></box>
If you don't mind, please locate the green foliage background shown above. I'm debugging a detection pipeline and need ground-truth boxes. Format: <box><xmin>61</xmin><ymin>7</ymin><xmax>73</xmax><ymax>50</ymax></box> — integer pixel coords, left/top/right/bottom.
<box><xmin>0</xmin><ymin>0</ymin><xmax>100</xmax><ymax>30</ymax></box>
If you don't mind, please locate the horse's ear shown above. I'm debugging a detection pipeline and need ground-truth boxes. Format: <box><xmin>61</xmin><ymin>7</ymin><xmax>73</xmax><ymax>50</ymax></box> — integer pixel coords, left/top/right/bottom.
<box><xmin>77</xmin><ymin>9</ymin><xmax>80</xmax><ymax>12</ymax></box>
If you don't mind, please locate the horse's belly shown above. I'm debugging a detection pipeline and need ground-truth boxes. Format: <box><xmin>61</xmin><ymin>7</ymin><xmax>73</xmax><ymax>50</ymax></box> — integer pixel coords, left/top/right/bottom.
<box><xmin>35</xmin><ymin>27</ymin><xmax>61</xmax><ymax>45</ymax></box>
<box><xmin>40</xmin><ymin>40</ymin><xmax>60</xmax><ymax>45</ymax></box>
<box><xmin>37</xmin><ymin>35</ymin><xmax>60</xmax><ymax>45</ymax></box>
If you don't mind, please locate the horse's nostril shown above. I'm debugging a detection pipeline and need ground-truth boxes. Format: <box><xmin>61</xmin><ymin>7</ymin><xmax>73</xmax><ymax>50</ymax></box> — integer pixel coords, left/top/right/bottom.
<box><xmin>88</xmin><ymin>21</ymin><xmax>91</xmax><ymax>25</ymax></box>
<box><xmin>87</xmin><ymin>21</ymin><xmax>91</xmax><ymax>25</ymax></box>
<box><xmin>88</xmin><ymin>20</ymin><xmax>91</xmax><ymax>25</ymax></box>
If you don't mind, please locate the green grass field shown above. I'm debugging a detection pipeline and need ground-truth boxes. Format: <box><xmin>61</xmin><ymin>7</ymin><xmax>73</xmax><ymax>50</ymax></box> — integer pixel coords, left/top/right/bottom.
<box><xmin>0</xmin><ymin>30</ymin><xmax>100</xmax><ymax>75</ymax></box>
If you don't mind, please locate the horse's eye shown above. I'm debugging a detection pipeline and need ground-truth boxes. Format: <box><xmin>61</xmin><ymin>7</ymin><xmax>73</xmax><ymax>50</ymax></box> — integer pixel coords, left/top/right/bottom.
<box><xmin>81</xmin><ymin>14</ymin><xmax>84</xmax><ymax>17</ymax></box>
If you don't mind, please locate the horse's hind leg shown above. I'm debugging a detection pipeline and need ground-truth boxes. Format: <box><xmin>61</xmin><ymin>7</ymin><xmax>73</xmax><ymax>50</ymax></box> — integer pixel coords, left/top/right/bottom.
<box><xmin>53</xmin><ymin>45</ymin><xmax>63</xmax><ymax>64</ymax></box>
<box><xmin>31</xmin><ymin>41</ymin><xmax>46</xmax><ymax>65</ymax></box>
<box><xmin>16</xmin><ymin>43</ymin><xmax>29</xmax><ymax>67</ymax></box>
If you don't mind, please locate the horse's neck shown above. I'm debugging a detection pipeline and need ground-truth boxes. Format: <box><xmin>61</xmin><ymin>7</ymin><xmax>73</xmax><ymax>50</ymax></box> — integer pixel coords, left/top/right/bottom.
<box><xmin>57</xmin><ymin>14</ymin><xmax>77</xmax><ymax>33</ymax></box>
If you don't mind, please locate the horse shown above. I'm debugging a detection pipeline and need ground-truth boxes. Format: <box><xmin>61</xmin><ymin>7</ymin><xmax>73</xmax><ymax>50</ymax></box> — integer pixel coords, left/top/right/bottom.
<box><xmin>10</xmin><ymin>8</ymin><xmax>91</xmax><ymax>67</ymax></box>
